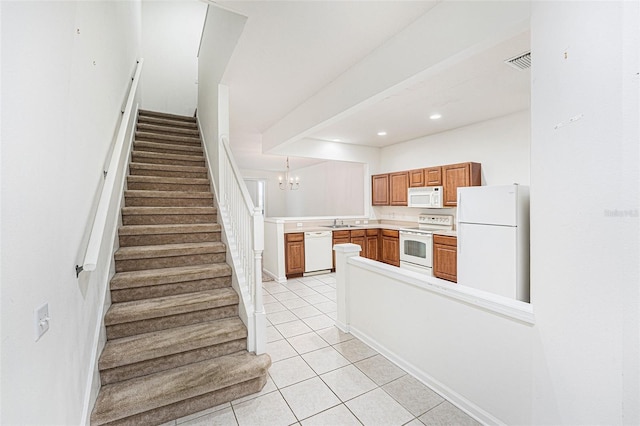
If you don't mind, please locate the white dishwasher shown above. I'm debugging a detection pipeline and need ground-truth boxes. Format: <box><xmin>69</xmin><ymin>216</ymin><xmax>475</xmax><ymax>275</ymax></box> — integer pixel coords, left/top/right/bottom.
<box><xmin>304</xmin><ymin>231</ymin><xmax>333</xmax><ymax>273</ymax></box>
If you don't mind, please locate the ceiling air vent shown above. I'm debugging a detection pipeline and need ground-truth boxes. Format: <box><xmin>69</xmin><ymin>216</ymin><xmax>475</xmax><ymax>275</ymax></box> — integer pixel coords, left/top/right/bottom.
<box><xmin>505</xmin><ymin>51</ymin><xmax>531</xmax><ymax>70</ymax></box>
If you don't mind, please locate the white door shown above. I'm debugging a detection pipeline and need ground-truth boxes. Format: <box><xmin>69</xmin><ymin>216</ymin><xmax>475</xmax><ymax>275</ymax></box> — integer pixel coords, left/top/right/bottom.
<box><xmin>244</xmin><ymin>179</ymin><xmax>265</xmax><ymax>215</ymax></box>
<box><xmin>457</xmin><ymin>223</ymin><xmax>517</xmax><ymax>299</ymax></box>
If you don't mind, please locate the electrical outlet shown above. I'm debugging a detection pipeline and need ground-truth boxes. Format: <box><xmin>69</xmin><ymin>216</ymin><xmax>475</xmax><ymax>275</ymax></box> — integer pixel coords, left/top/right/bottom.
<box><xmin>297</xmin><ymin>222</ymin><xmax>303</xmax><ymax>227</ymax></box>
<box><xmin>34</xmin><ymin>303</ymin><xmax>50</xmax><ymax>341</ymax></box>
<box><xmin>355</xmin><ymin>220</ymin><xmax>361</xmax><ymax>225</ymax></box>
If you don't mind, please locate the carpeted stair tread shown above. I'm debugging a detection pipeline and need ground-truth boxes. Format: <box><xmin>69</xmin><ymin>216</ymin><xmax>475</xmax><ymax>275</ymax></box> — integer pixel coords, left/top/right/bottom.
<box><xmin>131</xmin><ymin>150</ymin><xmax>205</xmax><ymax>163</ymax></box>
<box><xmin>137</xmin><ymin>115</ymin><xmax>199</xmax><ymax>130</ymax></box>
<box><xmin>115</xmin><ymin>241</ymin><xmax>225</xmax><ymax>261</ymax></box>
<box><xmin>133</xmin><ymin>140</ymin><xmax>203</xmax><ymax>155</ymax></box>
<box><xmin>129</xmin><ymin>162</ymin><xmax>207</xmax><ymax>174</ymax></box>
<box><xmin>99</xmin><ymin>317</ymin><xmax>247</xmax><ymax>370</ymax></box>
<box><xmin>124</xmin><ymin>190</ymin><xmax>212</xmax><ymax>200</ymax></box>
<box><xmin>139</xmin><ymin>109</ymin><xmax>196</xmax><ymax>122</ymax></box>
<box><xmin>118</xmin><ymin>223</ymin><xmax>220</xmax><ymax>236</ymax></box>
<box><xmin>135</xmin><ymin>131</ymin><xmax>201</xmax><ymax>146</ymax></box>
<box><xmin>122</xmin><ymin>206</ymin><xmax>216</xmax><ymax>215</ymax></box>
<box><xmin>90</xmin><ymin>351</ymin><xmax>271</xmax><ymax>426</ymax></box>
<box><xmin>126</xmin><ymin>175</ymin><xmax>210</xmax><ymax>192</ymax></box>
<box><xmin>137</xmin><ymin>123</ymin><xmax>200</xmax><ymax>137</ymax></box>
<box><xmin>104</xmin><ymin>288</ymin><xmax>239</xmax><ymax>326</ymax></box>
<box><xmin>110</xmin><ymin>264</ymin><xmax>232</xmax><ymax>290</ymax></box>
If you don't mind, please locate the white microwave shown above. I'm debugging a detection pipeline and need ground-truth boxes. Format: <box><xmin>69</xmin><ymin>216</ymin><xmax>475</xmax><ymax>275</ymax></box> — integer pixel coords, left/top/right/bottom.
<box><xmin>407</xmin><ymin>186</ymin><xmax>443</xmax><ymax>208</ymax></box>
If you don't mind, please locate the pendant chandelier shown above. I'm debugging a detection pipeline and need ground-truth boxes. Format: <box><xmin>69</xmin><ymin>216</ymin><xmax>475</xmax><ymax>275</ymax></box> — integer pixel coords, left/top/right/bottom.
<box><xmin>279</xmin><ymin>157</ymin><xmax>300</xmax><ymax>190</ymax></box>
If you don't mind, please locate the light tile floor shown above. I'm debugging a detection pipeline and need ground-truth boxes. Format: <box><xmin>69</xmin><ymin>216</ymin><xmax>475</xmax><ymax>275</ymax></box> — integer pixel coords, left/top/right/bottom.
<box><xmin>169</xmin><ymin>273</ymin><xmax>481</xmax><ymax>426</ymax></box>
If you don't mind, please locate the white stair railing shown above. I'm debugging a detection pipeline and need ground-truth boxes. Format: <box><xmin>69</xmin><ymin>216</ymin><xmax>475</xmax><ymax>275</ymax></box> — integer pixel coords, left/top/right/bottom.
<box><xmin>216</xmin><ymin>135</ymin><xmax>266</xmax><ymax>355</ymax></box>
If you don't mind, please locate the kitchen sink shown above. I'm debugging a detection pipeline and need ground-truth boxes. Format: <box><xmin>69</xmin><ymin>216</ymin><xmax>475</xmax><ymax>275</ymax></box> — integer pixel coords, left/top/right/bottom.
<box><xmin>323</xmin><ymin>224</ymin><xmax>361</xmax><ymax>229</ymax></box>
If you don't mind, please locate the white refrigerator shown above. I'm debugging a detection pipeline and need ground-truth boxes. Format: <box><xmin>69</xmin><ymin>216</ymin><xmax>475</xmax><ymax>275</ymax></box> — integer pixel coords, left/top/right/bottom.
<box><xmin>457</xmin><ymin>184</ymin><xmax>530</xmax><ymax>302</ymax></box>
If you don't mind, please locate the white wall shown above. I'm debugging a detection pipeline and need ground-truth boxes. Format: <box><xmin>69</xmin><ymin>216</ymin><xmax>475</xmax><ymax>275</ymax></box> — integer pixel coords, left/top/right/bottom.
<box><xmin>244</xmin><ymin>161</ymin><xmax>366</xmax><ymax>218</ymax></box>
<box><xmin>141</xmin><ymin>0</ymin><xmax>206</xmax><ymax>116</ymax></box>
<box><xmin>197</xmin><ymin>5</ymin><xmax>246</xmax><ymax>192</ymax></box>
<box><xmin>1</xmin><ymin>1</ymin><xmax>142</xmax><ymax>424</ymax></box>
<box><xmin>529</xmin><ymin>1</ymin><xmax>638</xmax><ymax>423</ymax></box>
<box><xmin>340</xmin><ymin>2</ymin><xmax>639</xmax><ymax>425</ymax></box>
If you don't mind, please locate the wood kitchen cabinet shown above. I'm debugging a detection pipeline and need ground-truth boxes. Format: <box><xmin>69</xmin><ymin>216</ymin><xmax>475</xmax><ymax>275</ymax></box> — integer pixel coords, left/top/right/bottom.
<box><xmin>424</xmin><ymin>166</ymin><xmax>443</xmax><ymax>186</ymax></box>
<box><xmin>364</xmin><ymin>229</ymin><xmax>379</xmax><ymax>261</ymax></box>
<box><xmin>408</xmin><ymin>169</ymin><xmax>425</xmax><ymax>187</ymax></box>
<box><xmin>433</xmin><ymin>234</ymin><xmax>457</xmax><ymax>283</ymax></box>
<box><xmin>389</xmin><ymin>172</ymin><xmax>409</xmax><ymax>206</ymax></box>
<box><xmin>371</xmin><ymin>174</ymin><xmax>390</xmax><ymax>206</ymax></box>
<box><xmin>285</xmin><ymin>233</ymin><xmax>305</xmax><ymax>277</ymax></box>
<box><xmin>442</xmin><ymin>162</ymin><xmax>481</xmax><ymax>207</ymax></box>
<box><xmin>332</xmin><ymin>230</ymin><xmax>351</xmax><ymax>269</ymax></box>
<box><xmin>349</xmin><ymin>229</ymin><xmax>366</xmax><ymax>254</ymax></box>
<box><xmin>380</xmin><ymin>229</ymin><xmax>400</xmax><ymax>267</ymax></box>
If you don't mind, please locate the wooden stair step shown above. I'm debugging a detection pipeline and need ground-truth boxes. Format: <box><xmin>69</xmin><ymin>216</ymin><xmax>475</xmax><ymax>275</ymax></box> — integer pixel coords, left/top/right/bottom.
<box><xmin>99</xmin><ymin>317</ymin><xmax>247</xmax><ymax>371</ymax></box>
<box><xmin>90</xmin><ymin>351</ymin><xmax>271</xmax><ymax>426</ymax></box>
<box><xmin>118</xmin><ymin>223</ymin><xmax>221</xmax><ymax>246</ymax></box>
<box><xmin>135</xmin><ymin>131</ymin><xmax>201</xmax><ymax>146</ymax></box>
<box><xmin>137</xmin><ymin>122</ymin><xmax>200</xmax><ymax>137</ymax></box>
<box><xmin>105</xmin><ymin>288</ymin><xmax>238</xmax><ymax>326</ymax></box>
<box><xmin>126</xmin><ymin>175</ymin><xmax>210</xmax><ymax>192</ymax></box>
<box><xmin>139</xmin><ymin>109</ymin><xmax>196</xmax><ymax>123</ymax></box>
<box><xmin>114</xmin><ymin>241</ymin><xmax>225</xmax><ymax>272</ymax></box>
<box><xmin>124</xmin><ymin>190</ymin><xmax>213</xmax><ymax>208</ymax></box>
<box><xmin>137</xmin><ymin>114</ymin><xmax>199</xmax><ymax>129</ymax></box>
<box><xmin>131</xmin><ymin>150</ymin><xmax>205</xmax><ymax>167</ymax></box>
<box><xmin>128</xmin><ymin>162</ymin><xmax>208</xmax><ymax>179</ymax></box>
<box><xmin>133</xmin><ymin>140</ymin><xmax>203</xmax><ymax>156</ymax></box>
<box><xmin>121</xmin><ymin>206</ymin><xmax>217</xmax><ymax>225</ymax></box>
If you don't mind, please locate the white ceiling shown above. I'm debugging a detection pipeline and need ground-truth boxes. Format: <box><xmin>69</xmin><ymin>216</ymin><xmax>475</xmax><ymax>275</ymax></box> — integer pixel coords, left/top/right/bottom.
<box><xmin>215</xmin><ymin>1</ymin><xmax>530</xmax><ymax>171</ymax></box>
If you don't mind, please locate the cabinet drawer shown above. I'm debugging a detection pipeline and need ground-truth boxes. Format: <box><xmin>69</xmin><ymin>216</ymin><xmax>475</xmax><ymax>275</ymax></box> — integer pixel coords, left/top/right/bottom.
<box><xmin>286</xmin><ymin>232</ymin><xmax>304</xmax><ymax>242</ymax></box>
<box><xmin>333</xmin><ymin>230</ymin><xmax>350</xmax><ymax>239</ymax></box>
<box><xmin>381</xmin><ymin>229</ymin><xmax>399</xmax><ymax>238</ymax></box>
<box><xmin>366</xmin><ymin>228</ymin><xmax>379</xmax><ymax>236</ymax></box>
<box><xmin>350</xmin><ymin>229</ymin><xmax>365</xmax><ymax>237</ymax></box>
<box><xmin>433</xmin><ymin>234</ymin><xmax>456</xmax><ymax>246</ymax></box>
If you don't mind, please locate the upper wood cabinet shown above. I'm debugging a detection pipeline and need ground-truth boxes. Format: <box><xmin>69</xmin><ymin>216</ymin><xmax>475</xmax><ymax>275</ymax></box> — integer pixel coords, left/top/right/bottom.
<box><xmin>424</xmin><ymin>166</ymin><xmax>442</xmax><ymax>186</ymax></box>
<box><xmin>371</xmin><ymin>174</ymin><xmax>390</xmax><ymax>206</ymax></box>
<box><xmin>408</xmin><ymin>169</ymin><xmax>425</xmax><ymax>187</ymax></box>
<box><xmin>442</xmin><ymin>162</ymin><xmax>481</xmax><ymax>207</ymax></box>
<box><xmin>389</xmin><ymin>172</ymin><xmax>409</xmax><ymax>206</ymax></box>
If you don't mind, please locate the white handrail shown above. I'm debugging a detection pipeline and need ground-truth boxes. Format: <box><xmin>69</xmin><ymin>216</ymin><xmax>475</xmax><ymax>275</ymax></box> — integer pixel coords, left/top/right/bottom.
<box><xmin>76</xmin><ymin>59</ymin><xmax>144</xmax><ymax>277</ymax></box>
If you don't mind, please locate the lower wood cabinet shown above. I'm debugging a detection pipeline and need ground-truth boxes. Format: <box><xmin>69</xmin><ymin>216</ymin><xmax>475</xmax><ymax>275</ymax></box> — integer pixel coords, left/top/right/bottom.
<box><xmin>332</xmin><ymin>230</ymin><xmax>351</xmax><ymax>269</ymax></box>
<box><xmin>285</xmin><ymin>233</ymin><xmax>305</xmax><ymax>277</ymax></box>
<box><xmin>380</xmin><ymin>229</ymin><xmax>400</xmax><ymax>267</ymax></box>
<box><xmin>349</xmin><ymin>229</ymin><xmax>366</xmax><ymax>254</ymax></box>
<box><xmin>433</xmin><ymin>234</ymin><xmax>457</xmax><ymax>283</ymax></box>
<box><xmin>364</xmin><ymin>229</ymin><xmax>379</xmax><ymax>261</ymax></box>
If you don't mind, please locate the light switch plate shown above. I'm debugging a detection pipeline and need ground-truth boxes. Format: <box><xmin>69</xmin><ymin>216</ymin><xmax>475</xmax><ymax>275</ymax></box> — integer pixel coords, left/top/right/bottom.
<box><xmin>34</xmin><ymin>303</ymin><xmax>50</xmax><ymax>341</ymax></box>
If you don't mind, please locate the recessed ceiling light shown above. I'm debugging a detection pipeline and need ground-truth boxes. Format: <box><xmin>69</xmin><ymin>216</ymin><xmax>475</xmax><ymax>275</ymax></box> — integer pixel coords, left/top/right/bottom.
<box><xmin>430</xmin><ymin>113</ymin><xmax>442</xmax><ymax>120</ymax></box>
<box><xmin>377</xmin><ymin>131</ymin><xmax>387</xmax><ymax>136</ymax></box>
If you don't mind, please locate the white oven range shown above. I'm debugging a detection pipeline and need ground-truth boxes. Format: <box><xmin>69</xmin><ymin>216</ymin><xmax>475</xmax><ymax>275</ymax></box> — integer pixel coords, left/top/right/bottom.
<box><xmin>399</xmin><ymin>214</ymin><xmax>453</xmax><ymax>275</ymax></box>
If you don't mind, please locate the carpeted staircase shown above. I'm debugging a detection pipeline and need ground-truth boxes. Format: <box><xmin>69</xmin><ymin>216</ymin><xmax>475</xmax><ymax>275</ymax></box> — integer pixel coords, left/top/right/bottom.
<box><xmin>90</xmin><ymin>110</ymin><xmax>271</xmax><ymax>426</ymax></box>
